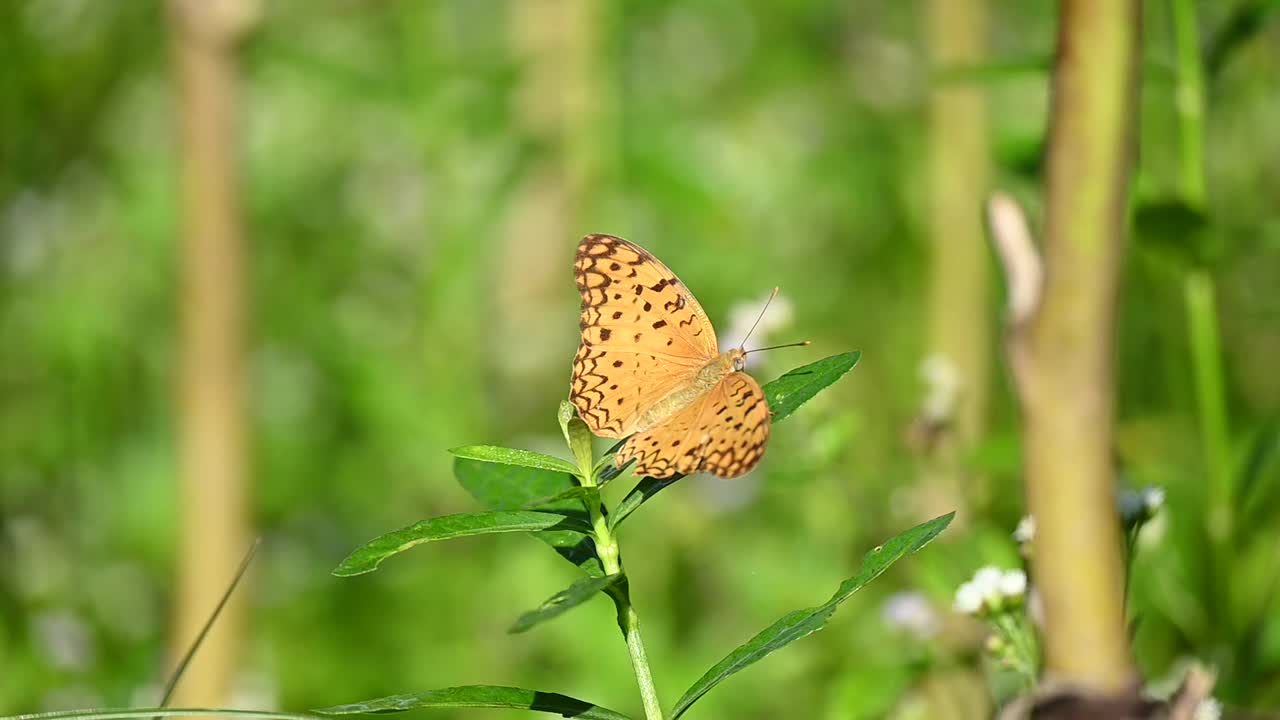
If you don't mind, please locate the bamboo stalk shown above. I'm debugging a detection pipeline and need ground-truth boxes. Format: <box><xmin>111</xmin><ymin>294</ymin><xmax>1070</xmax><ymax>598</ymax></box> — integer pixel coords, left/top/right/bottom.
<box><xmin>990</xmin><ymin>0</ymin><xmax>1142</xmax><ymax>692</ymax></box>
<box><xmin>925</xmin><ymin>0</ymin><xmax>990</xmax><ymax>452</ymax></box>
<box><xmin>498</xmin><ymin>0</ymin><xmax>615</xmax><ymax>416</ymax></box>
<box><xmin>168</xmin><ymin>0</ymin><xmax>254</xmax><ymax>707</ymax></box>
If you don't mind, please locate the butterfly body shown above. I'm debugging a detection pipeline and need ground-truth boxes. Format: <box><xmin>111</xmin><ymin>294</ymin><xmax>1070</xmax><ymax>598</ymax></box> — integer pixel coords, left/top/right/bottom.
<box><xmin>633</xmin><ymin>348</ymin><xmax>744</xmax><ymax>433</ymax></box>
<box><xmin>570</xmin><ymin>234</ymin><xmax>770</xmax><ymax>479</ymax></box>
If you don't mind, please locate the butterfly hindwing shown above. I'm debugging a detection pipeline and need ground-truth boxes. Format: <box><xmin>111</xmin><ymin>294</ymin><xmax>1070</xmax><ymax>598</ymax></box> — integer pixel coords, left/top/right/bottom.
<box><xmin>698</xmin><ymin>372</ymin><xmax>770</xmax><ymax>478</ymax></box>
<box><xmin>571</xmin><ymin>234</ymin><xmax>719</xmax><ymax>437</ymax></box>
<box><xmin>617</xmin><ymin>371</ymin><xmax>770</xmax><ymax>479</ymax></box>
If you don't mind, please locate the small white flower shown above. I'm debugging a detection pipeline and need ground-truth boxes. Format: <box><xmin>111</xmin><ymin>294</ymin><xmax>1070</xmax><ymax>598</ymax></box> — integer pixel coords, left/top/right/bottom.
<box><xmin>1013</xmin><ymin>515</ymin><xmax>1036</xmax><ymax>544</ymax></box>
<box><xmin>972</xmin><ymin>566</ymin><xmax>1004</xmax><ymax>597</ymax></box>
<box><xmin>958</xmin><ymin>566</ymin><xmax>1030</xmax><ymax>615</ymax></box>
<box><xmin>999</xmin><ymin>569</ymin><xmax>1027</xmax><ymax>599</ymax></box>
<box><xmin>954</xmin><ymin>581</ymin><xmax>984</xmax><ymax>615</ymax></box>
<box><xmin>1142</xmin><ymin>486</ymin><xmax>1166</xmax><ymax>514</ymax></box>
<box><xmin>881</xmin><ymin>592</ymin><xmax>941</xmax><ymax>638</ymax></box>
<box><xmin>1193</xmin><ymin>698</ymin><xmax>1222</xmax><ymax>720</ymax></box>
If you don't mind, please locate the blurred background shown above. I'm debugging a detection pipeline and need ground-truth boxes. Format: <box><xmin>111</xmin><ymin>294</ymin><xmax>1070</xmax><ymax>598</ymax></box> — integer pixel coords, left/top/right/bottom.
<box><xmin>2</xmin><ymin>1</ymin><xmax>1278</xmax><ymax>718</ymax></box>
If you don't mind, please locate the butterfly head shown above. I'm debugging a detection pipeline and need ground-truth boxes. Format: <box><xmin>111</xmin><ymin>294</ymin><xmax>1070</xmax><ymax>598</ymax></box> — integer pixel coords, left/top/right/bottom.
<box><xmin>726</xmin><ymin>347</ymin><xmax>748</xmax><ymax>372</ymax></box>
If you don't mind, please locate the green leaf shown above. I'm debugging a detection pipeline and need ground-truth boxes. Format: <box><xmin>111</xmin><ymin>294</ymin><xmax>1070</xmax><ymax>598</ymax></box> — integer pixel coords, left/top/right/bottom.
<box><xmin>1239</xmin><ymin>419</ymin><xmax>1280</xmax><ymax>531</ymax></box>
<box><xmin>764</xmin><ymin>351</ymin><xmax>860</xmax><ymax>423</ymax></box>
<box><xmin>314</xmin><ymin>686</ymin><xmax>632</xmax><ymax>720</ymax></box>
<box><xmin>448</xmin><ymin>445</ymin><xmax>581</xmax><ymax>477</ymax></box>
<box><xmin>565</xmin><ymin>413</ymin><xmax>596</xmax><ymax>475</ymax></box>
<box><xmin>670</xmin><ymin>512</ymin><xmax>955</xmax><ymax>719</ymax></box>
<box><xmin>509</xmin><ymin>574</ymin><xmax>622</xmax><ymax>634</ymax></box>
<box><xmin>455</xmin><ymin>458</ymin><xmax>605</xmax><ymax>577</ymax></box>
<box><xmin>523</xmin><ymin>486</ymin><xmax>597</xmax><ymax>510</ymax></box>
<box><xmin>0</xmin><ymin>709</ymin><xmax>326</xmax><ymax>720</ymax></box>
<box><xmin>609</xmin><ymin>352</ymin><xmax>861</xmax><ymax>529</ymax></box>
<box><xmin>333</xmin><ymin>511</ymin><xmax>591</xmax><ymax>577</ymax></box>
<box><xmin>595</xmin><ymin>440</ymin><xmax>629</xmax><ymax>487</ymax></box>
<box><xmin>557</xmin><ymin>400</ymin><xmax>577</xmax><ymax>451</ymax></box>
<box><xmin>608</xmin><ymin>476</ymin><xmax>680</xmax><ymax>530</ymax></box>
<box><xmin>455</xmin><ymin>458</ymin><xmax>578</xmax><ymax>511</ymax></box>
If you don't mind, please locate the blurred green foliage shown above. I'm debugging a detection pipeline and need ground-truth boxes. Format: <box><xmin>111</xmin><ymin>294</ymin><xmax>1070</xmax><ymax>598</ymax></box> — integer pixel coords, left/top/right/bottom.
<box><xmin>1</xmin><ymin>1</ymin><xmax>1278</xmax><ymax>718</ymax></box>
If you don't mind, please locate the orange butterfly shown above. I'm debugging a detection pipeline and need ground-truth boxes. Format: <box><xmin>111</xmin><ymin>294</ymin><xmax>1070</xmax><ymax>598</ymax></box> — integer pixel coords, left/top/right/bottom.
<box><xmin>570</xmin><ymin>234</ymin><xmax>800</xmax><ymax>479</ymax></box>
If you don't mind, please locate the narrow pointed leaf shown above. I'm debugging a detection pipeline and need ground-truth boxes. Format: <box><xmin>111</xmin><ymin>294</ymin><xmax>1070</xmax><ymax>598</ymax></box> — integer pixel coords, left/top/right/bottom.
<box><xmin>608</xmin><ymin>476</ymin><xmax>681</xmax><ymax>530</ymax></box>
<box><xmin>558</xmin><ymin>400</ymin><xmax>578</xmax><ymax>451</ymax></box>
<box><xmin>594</xmin><ymin>444</ymin><xmax>626</xmax><ymax>482</ymax></box>
<box><xmin>593</xmin><ymin>439</ymin><xmax>629</xmax><ymax>485</ymax></box>
<box><xmin>448</xmin><ymin>445</ymin><xmax>582</xmax><ymax>477</ymax></box>
<box><xmin>455</xmin><ymin>458</ymin><xmax>579</xmax><ymax>511</ymax></box>
<box><xmin>455</xmin><ymin>458</ymin><xmax>605</xmax><ymax>577</ymax></box>
<box><xmin>1239</xmin><ymin>419</ymin><xmax>1280</xmax><ymax>530</ymax></box>
<box><xmin>0</xmin><ymin>709</ymin><xmax>326</xmax><ymax>720</ymax></box>
<box><xmin>671</xmin><ymin>512</ymin><xmax>955</xmax><ymax>719</ymax></box>
<box><xmin>333</xmin><ymin>511</ymin><xmax>591</xmax><ymax>577</ymax></box>
<box><xmin>764</xmin><ymin>351</ymin><xmax>860</xmax><ymax>423</ymax></box>
<box><xmin>509</xmin><ymin>574</ymin><xmax>622</xmax><ymax>633</ymax></box>
<box><xmin>523</xmin><ymin>486</ymin><xmax>597</xmax><ymax>510</ymax></box>
<box><xmin>565</xmin><ymin>414</ymin><xmax>596</xmax><ymax>475</ymax></box>
<box><xmin>314</xmin><ymin>686</ymin><xmax>632</xmax><ymax>720</ymax></box>
<box><xmin>609</xmin><ymin>352</ymin><xmax>861</xmax><ymax>529</ymax></box>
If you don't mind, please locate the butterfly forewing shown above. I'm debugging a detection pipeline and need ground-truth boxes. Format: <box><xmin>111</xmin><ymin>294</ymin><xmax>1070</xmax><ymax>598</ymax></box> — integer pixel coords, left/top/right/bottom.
<box><xmin>571</xmin><ymin>234</ymin><xmax>719</xmax><ymax>437</ymax></box>
<box><xmin>617</xmin><ymin>371</ymin><xmax>770</xmax><ymax>479</ymax></box>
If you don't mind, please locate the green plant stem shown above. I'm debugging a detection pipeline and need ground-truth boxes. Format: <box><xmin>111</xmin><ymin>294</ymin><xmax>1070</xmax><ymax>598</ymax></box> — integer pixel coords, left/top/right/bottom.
<box><xmin>618</xmin><ymin>604</ymin><xmax>660</xmax><ymax>718</ymax></box>
<box><xmin>577</xmin><ymin>460</ymin><xmax>664</xmax><ymax>720</ymax></box>
<box><xmin>2</xmin><ymin>710</ymin><xmax>325</xmax><ymax>720</ymax></box>
<box><xmin>1170</xmin><ymin>0</ymin><xmax>1207</xmax><ymax>207</ymax></box>
<box><xmin>991</xmin><ymin>613</ymin><xmax>1037</xmax><ymax>689</ymax></box>
<box><xmin>1168</xmin><ymin>0</ymin><xmax>1234</xmax><ymax>623</ymax></box>
<box><xmin>1122</xmin><ymin>525</ymin><xmax>1139</xmax><ymax>619</ymax></box>
<box><xmin>1186</xmin><ymin>273</ymin><xmax>1233</xmax><ymax>566</ymax></box>
<box><xmin>1008</xmin><ymin>612</ymin><xmax>1037</xmax><ymax>681</ymax></box>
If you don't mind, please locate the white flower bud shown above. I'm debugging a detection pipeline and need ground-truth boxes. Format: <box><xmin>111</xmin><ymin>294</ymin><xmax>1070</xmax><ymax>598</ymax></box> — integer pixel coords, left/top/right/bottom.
<box><xmin>972</xmin><ymin>566</ymin><xmax>1003</xmax><ymax>597</ymax></box>
<box><xmin>954</xmin><ymin>581</ymin><xmax>984</xmax><ymax>615</ymax></box>
<box><xmin>999</xmin><ymin>569</ymin><xmax>1027</xmax><ymax>599</ymax></box>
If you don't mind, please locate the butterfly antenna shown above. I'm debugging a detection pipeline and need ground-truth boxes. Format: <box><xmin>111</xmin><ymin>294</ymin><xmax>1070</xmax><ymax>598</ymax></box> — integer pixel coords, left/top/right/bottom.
<box><xmin>155</xmin><ymin>537</ymin><xmax>261</xmax><ymax>713</ymax></box>
<box><xmin>738</xmin><ymin>287</ymin><xmax>780</xmax><ymax>351</ymax></box>
<box><xmin>744</xmin><ymin>340</ymin><xmax>811</xmax><ymax>355</ymax></box>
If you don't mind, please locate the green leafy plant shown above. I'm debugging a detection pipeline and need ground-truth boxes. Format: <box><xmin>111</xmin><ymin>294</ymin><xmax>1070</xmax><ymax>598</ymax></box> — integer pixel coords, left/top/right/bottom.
<box><xmin>1</xmin><ymin>352</ymin><xmax>955</xmax><ymax>720</ymax></box>
<box><xmin>324</xmin><ymin>351</ymin><xmax>953</xmax><ymax>720</ymax></box>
